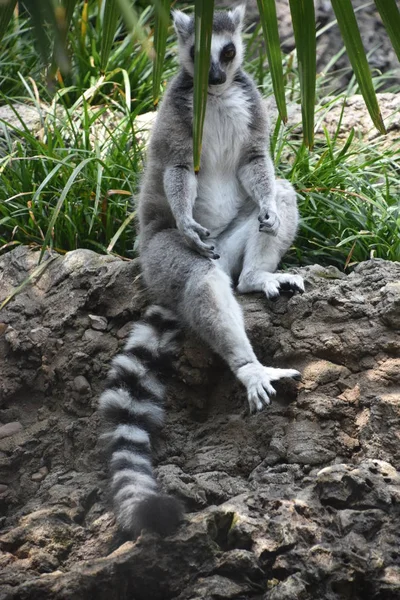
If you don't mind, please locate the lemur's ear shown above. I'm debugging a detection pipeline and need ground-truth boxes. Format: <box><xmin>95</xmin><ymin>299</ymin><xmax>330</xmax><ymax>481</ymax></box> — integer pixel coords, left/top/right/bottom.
<box><xmin>172</xmin><ymin>10</ymin><xmax>192</xmax><ymax>41</ymax></box>
<box><xmin>229</xmin><ymin>4</ymin><xmax>246</xmax><ymax>29</ymax></box>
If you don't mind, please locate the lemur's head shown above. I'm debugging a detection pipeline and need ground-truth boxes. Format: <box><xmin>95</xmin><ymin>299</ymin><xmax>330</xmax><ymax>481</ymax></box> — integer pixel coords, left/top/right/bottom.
<box><xmin>172</xmin><ymin>5</ymin><xmax>245</xmax><ymax>92</ymax></box>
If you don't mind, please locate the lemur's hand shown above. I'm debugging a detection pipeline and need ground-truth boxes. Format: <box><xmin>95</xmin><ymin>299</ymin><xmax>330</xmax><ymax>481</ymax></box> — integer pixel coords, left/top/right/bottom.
<box><xmin>178</xmin><ymin>217</ymin><xmax>220</xmax><ymax>260</ymax></box>
<box><xmin>258</xmin><ymin>210</ymin><xmax>280</xmax><ymax>236</ymax></box>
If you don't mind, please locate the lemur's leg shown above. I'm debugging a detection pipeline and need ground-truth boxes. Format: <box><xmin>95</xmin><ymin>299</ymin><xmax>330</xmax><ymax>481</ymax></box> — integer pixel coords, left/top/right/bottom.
<box><xmin>236</xmin><ymin>179</ymin><xmax>305</xmax><ymax>299</ymax></box>
<box><xmin>141</xmin><ymin>228</ymin><xmax>300</xmax><ymax>412</ymax></box>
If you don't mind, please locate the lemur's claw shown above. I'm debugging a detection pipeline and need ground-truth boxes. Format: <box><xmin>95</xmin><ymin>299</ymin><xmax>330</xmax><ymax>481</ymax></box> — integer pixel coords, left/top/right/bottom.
<box><xmin>179</xmin><ymin>218</ymin><xmax>219</xmax><ymax>260</ymax></box>
<box><xmin>258</xmin><ymin>210</ymin><xmax>280</xmax><ymax>236</ymax></box>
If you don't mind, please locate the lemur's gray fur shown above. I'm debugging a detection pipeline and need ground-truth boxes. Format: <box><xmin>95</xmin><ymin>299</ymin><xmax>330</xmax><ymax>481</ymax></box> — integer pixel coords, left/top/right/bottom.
<box><xmin>99</xmin><ymin>5</ymin><xmax>304</xmax><ymax>539</ymax></box>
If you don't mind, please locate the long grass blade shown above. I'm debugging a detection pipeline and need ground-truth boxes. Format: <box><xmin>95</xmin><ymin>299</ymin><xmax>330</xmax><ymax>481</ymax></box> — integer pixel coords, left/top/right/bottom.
<box><xmin>193</xmin><ymin>0</ymin><xmax>214</xmax><ymax>172</ymax></box>
<box><xmin>152</xmin><ymin>0</ymin><xmax>170</xmax><ymax>105</ymax></box>
<box><xmin>100</xmin><ymin>0</ymin><xmax>120</xmax><ymax>73</ymax></box>
<box><xmin>81</xmin><ymin>0</ymin><xmax>89</xmax><ymax>42</ymax></box>
<box><xmin>330</xmin><ymin>0</ymin><xmax>386</xmax><ymax>135</ymax></box>
<box><xmin>107</xmin><ymin>211</ymin><xmax>136</xmax><ymax>253</ymax></box>
<box><xmin>115</xmin><ymin>0</ymin><xmax>149</xmax><ymax>51</ymax></box>
<box><xmin>374</xmin><ymin>0</ymin><xmax>400</xmax><ymax>64</ymax></box>
<box><xmin>0</xmin><ymin>256</ymin><xmax>58</xmax><ymax>311</ymax></box>
<box><xmin>0</xmin><ymin>0</ymin><xmax>17</xmax><ymax>44</ymax></box>
<box><xmin>288</xmin><ymin>0</ymin><xmax>316</xmax><ymax>149</ymax></box>
<box><xmin>256</xmin><ymin>0</ymin><xmax>287</xmax><ymax>123</ymax></box>
<box><xmin>63</xmin><ymin>0</ymin><xmax>79</xmax><ymax>27</ymax></box>
<box><xmin>22</xmin><ymin>0</ymin><xmax>69</xmax><ymax>72</ymax></box>
<box><xmin>39</xmin><ymin>157</ymin><xmax>103</xmax><ymax>263</ymax></box>
<box><xmin>49</xmin><ymin>0</ymin><xmax>79</xmax><ymax>75</ymax></box>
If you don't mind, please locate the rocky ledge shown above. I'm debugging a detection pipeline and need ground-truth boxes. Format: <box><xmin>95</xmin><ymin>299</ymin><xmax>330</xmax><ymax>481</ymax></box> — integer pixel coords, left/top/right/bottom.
<box><xmin>0</xmin><ymin>246</ymin><xmax>400</xmax><ymax>600</ymax></box>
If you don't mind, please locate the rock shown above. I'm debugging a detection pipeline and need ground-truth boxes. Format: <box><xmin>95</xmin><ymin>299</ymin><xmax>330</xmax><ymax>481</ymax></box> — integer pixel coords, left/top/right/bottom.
<box><xmin>73</xmin><ymin>376</ymin><xmax>91</xmax><ymax>395</ymax></box>
<box><xmin>266</xmin><ymin>574</ymin><xmax>308</xmax><ymax>600</ymax></box>
<box><xmin>31</xmin><ymin>467</ymin><xmax>49</xmax><ymax>482</ymax></box>
<box><xmin>0</xmin><ymin>246</ymin><xmax>400</xmax><ymax>599</ymax></box>
<box><xmin>88</xmin><ymin>315</ymin><xmax>108</xmax><ymax>331</ymax></box>
<box><xmin>0</xmin><ymin>422</ymin><xmax>23</xmax><ymax>439</ymax></box>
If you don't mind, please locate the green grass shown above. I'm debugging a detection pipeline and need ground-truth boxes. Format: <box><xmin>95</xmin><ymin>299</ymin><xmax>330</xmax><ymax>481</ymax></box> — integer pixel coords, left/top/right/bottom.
<box><xmin>0</xmin><ymin>91</ymin><xmax>146</xmax><ymax>258</ymax></box>
<box><xmin>0</xmin><ymin>6</ymin><xmax>399</xmax><ymax>268</ymax></box>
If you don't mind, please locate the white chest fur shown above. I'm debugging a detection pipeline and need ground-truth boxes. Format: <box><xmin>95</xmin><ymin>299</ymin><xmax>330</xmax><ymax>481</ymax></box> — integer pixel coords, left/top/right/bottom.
<box><xmin>193</xmin><ymin>84</ymin><xmax>251</xmax><ymax>236</ymax></box>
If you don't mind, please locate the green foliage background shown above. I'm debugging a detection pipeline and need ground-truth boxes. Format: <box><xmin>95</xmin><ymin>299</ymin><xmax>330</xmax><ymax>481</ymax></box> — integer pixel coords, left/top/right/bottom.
<box><xmin>0</xmin><ymin>1</ymin><xmax>399</xmax><ymax>268</ymax></box>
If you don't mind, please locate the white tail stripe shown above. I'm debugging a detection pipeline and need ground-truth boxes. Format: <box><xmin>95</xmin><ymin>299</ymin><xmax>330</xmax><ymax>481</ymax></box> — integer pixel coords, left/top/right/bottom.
<box><xmin>145</xmin><ymin>305</ymin><xmax>177</xmax><ymax>321</ymax></box>
<box><xmin>111</xmin><ymin>354</ymin><xmax>147</xmax><ymax>377</ymax></box>
<box><xmin>112</xmin><ymin>469</ymin><xmax>156</xmax><ymax>488</ymax></box>
<box><xmin>114</xmin><ymin>477</ymin><xmax>158</xmax><ymax>501</ymax></box>
<box><xmin>125</xmin><ymin>323</ymin><xmax>159</xmax><ymax>353</ymax></box>
<box><xmin>110</xmin><ymin>450</ymin><xmax>153</xmax><ymax>470</ymax></box>
<box><xmin>102</xmin><ymin>424</ymin><xmax>151</xmax><ymax>447</ymax></box>
<box><xmin>99</xmin><ymin>389</ymin><xmax>164</xmax><ymax>426</ymax></box>
<box><xmin>141</xmin><ymin>374</ymin><xmax>165</xmax><ymax>401</ymax></box>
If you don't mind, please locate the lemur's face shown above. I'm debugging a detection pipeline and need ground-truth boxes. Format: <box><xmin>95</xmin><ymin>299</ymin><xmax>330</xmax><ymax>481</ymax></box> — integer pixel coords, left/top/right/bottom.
<box><xmin>173</xmin><ymin>6</ymin><xmax>245</xmax><ymax>92</ymax></box>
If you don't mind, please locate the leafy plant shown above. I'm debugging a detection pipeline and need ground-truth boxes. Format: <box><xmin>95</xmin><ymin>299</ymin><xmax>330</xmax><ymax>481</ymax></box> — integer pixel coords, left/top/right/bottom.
<box><xmin>1</xmin><ymin>29</ymin><xmax>399</xmax><ymax>267</ymax></box>
<box><xmin>1</xmin><ymin>0</ymin><xmax>400</xmax><ymax>164</ymax></box>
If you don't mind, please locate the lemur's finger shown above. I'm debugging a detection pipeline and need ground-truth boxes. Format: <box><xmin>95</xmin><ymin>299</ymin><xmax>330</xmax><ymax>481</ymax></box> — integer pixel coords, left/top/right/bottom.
<box><xmin>185</xmin><ymin>232</ymin><xmax>220</xmax><ymax>260</ymax></box>
<box><xmin>192</xmin><ymin>223</ymin><xmax>210</xmax><ymax>239</ymax></box>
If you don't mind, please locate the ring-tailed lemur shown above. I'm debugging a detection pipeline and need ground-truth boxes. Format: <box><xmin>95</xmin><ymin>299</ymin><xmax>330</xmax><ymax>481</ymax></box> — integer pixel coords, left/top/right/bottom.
<box><xmin>99</xmin><ymin>5</ymin><xmax>304</xmax><ymax>539</ymax></box>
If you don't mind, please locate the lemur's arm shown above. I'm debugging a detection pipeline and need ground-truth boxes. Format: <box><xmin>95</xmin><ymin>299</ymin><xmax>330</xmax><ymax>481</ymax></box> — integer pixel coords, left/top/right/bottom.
<box><xmin>237</xmin><ymin>73</ymin><xmax>280</xmax><ymax>236</ymax></box>
<box><xmin>238</xmin><ymin>150</ymin><xmax>279</xmax><ymax>236</ymax></box>
<box><xmin>164</xmin><ymin>165</ymin><xmax>219</xmax><ymax>259</ymax></box>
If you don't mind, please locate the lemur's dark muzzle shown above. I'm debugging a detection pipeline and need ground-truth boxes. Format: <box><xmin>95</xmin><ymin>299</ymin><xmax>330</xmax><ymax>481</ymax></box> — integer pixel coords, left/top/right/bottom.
<box><xmin>208</xmin><ymin>63</ymin><xmax>227</xmax><ymax>85</ymax></box>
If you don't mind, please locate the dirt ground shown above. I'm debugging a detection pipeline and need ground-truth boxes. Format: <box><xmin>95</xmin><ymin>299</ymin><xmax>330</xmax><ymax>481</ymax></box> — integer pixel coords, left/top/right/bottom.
<box><xmin>0</xmin><ymin>246</ymin><xmax>399</xmax><ymax>599</ymax></box>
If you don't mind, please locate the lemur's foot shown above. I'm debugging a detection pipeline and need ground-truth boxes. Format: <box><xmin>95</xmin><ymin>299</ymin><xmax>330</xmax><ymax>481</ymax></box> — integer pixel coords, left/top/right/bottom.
<box><xmin>179</xmin><ymin>218</ymin><xmax>220</xmax><ymax>260</ymax></box>
<box><xmin>237</xmin><ymin>362</ymin><xmax>301</xmax><ymax>413</ymax></box>
<box><xmin>258</xmin><ymin>210</ymin><xmax>280</xmax><ymax>236</ymax></box>
<box><xmin>264</xmin><ymin>273</ymin><xmax>305</xmax><ymax>299</ymax></box>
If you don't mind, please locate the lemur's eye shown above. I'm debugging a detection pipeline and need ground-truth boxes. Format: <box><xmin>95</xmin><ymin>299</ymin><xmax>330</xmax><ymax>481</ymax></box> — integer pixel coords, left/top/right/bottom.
<box><xmin>221</xmin><ymin>43</ymin><xmax>236</xmax><ymax>61</ymax></box>
<box><xmin>190</xmin><ymin>45</ymin><xmax>195</xmax><ymax>61</ymax></box>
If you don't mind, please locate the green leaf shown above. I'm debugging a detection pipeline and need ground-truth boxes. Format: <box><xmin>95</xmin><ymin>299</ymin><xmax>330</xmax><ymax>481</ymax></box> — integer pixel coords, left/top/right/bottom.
<box><xmin>23</xmin><ymin>0</ymin><xmax>69</xmax><ymax>72</ymax></box>
<box><xmin>152</xmin><ymin>0</ymin><xmax>171</xmax><ymax>105</ymax></box>
<box><xmin>39</xmin><ymin>157</ymin><xmax>103</xmax><ymax>263</ymax></box>
<box><xmin>100</xmin><ymin>0</ymin><xmax>120</xmax><ymax>73</ymax></box>
<box><xmin>256</xmin><ymin>0</ymin><xmax>287</xmax><ymax>123</ymax></box>
<box><xmin>0</xmin><ymin>0</ymin><xmax>17</xmax><ymax>44</ymax></box>
<box><xmin>49</xmin><ymin>0</ymin><xmax>79</xmax><ymax>75</ymax></box>
<box><xmin>107</xmin><ymin>211</ymin><xmax>136</xmax><ymax>253</ymax></box>
<box><xmin>115</xmin><ymin>0</ymin><xmax>148</xmax><ymax>50</ymax></box>
<box><xmin>330</xmin><ymin>0</ymin><xmax>386</xmax><ymax>135</ymax></box>
<box><xmin>288</xmin><ymin>0</ymin><xmax>316</xmax><ymax>149</ymax></box>
<box><xmin>374</xmin><ymin>0</ymin><xmax>400</xmax><ymax>64</ymax></box>
<box><xmin>63</xmin><ymin>0</ymin><xmax>79</xmax><ymax>27</ymax></box>
<box><xmin>193</xmin><ymin>0</ymin><xmax>215</xmax><ymax>173</ymax></box>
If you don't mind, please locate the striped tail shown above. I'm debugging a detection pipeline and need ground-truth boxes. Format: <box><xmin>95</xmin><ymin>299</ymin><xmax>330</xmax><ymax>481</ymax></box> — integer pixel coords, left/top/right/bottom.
<box><xmin>99</xmin><ymin>305</ymin><xmax>183</xmax><ymax>537</ymax></box>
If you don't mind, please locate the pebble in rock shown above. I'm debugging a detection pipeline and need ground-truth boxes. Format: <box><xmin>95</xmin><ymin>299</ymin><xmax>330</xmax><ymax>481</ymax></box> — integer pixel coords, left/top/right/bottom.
<box><xmin>73</xmin><ymin>375</ymin><xmax>91</xmax><ymax>394</ymax></box>
<box><xmin>0</xmin><ymin>421</ymin><xmax>23</xmax><ymax>439</ymax></box>
<box><xmin>31</xmin><ymin>467</ymin><xmax>49</xmax><ymax>482</ymax></box>
<box><xmin>89</xmin><ymin>314</ymin><xmax>108</xmax><ymax>331</ymax></box>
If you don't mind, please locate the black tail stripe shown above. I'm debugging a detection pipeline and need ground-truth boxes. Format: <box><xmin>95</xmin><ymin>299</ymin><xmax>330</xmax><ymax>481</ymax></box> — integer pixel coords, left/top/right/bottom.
<box><xmin>144</xmin><ymin>311</ymin><xmax>178</xmax><ymax>331</ymax></box>
<box><xmin>127</xmin><ymin>349</ymin><xmax>176</xmax><ymax>372</ymax></box>
<box><xmin>110</xmin><ymin>456</ymin><xmax>153</xmax><ymax>477</ymax></box>
<box><xmin>107</xmin><ymin>370</ymin><xmax>157</xmax><ymax>401</ymax></box>
<box><xmin>111</xmin><ymin>474</ymin><xmax>153</xmax><ymax>496</ymax></box>
<box><xmin>102</xmin><ymin>402</ymin><xmax>161</xmax><ymax>433</ymax></box>
<box><xmin>129</xmin><ymin>345</ymin><xmax>155</xmax><ymax>363</ymax></box>
<box><xmin>109</xmin><ymin>437</ymin><xmax>151</xmax><ymax>456</ymax></box>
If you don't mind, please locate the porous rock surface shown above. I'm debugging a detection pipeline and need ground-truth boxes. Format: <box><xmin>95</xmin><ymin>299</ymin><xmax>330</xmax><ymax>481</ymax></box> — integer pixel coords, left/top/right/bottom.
<box><xmin>0</xmin><ymin>246</ymin><xmax>400</xmax><ymax>600</ymax></box>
